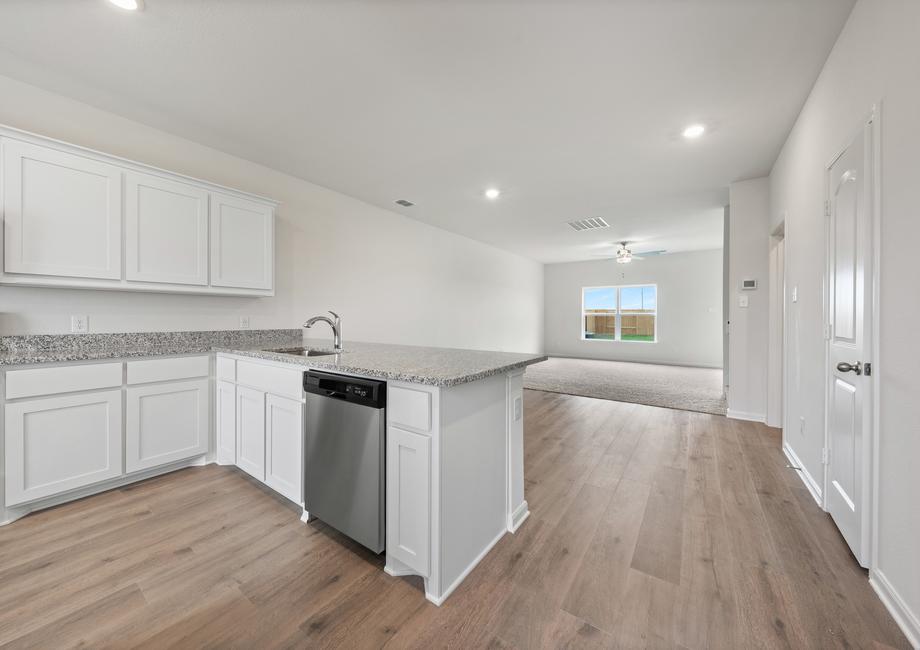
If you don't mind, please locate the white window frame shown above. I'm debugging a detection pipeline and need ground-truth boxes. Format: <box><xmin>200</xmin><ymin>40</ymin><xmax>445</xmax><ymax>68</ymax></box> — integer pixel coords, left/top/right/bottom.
<box><xmin>581</xmin><ymin>284</ymin><xmax>658</xmax><ymax>343</ymax></box>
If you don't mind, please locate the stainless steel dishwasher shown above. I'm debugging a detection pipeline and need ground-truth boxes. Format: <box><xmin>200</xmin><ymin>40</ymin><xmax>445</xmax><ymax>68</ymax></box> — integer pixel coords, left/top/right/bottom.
<box><xmin>303</xmin><ymin>370</ymin><xmax>386</xmax><ymax>553</ymax></box>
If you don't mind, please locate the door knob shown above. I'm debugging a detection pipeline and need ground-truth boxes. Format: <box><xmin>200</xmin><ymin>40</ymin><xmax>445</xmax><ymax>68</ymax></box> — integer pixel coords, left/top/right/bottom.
<box><xmin>836</xmin><ymin>361</ymin><xmax>862</xmax><ymax>375</ymax></box>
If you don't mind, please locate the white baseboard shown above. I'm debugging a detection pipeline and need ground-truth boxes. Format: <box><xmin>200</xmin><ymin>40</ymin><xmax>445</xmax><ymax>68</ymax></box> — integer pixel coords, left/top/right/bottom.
<box><xmin>542</xmin><ymin>352</ymin><xmax>723</xmax><ymax>370</ymax></box>
<box><xmin>0</xmin><ymin>455</ymin><xmax>208</xmax><ymax>527</ymax></box>
<box><xmin>782</xmin><ymin>441</ymin><xmax>823</xmax><ymax>507</ymax></box>
<box><xmin>508</xmin><ymin>500</ymin><xmax>530</xmax><ymax>533</ymax></box>
<box><xmin>727</xmin><ymin>409</ymin><xmax>766</xmax><ymax>422</ymax></box>
<box><xmin>870</xmin><ymin>569</ymin><xmax>920</xmax><ymax>649</ymax></box>
<box><xmin>425</xmin><ymin>527</ymin><xmax>507</xmax><ymax>607</ymax></box>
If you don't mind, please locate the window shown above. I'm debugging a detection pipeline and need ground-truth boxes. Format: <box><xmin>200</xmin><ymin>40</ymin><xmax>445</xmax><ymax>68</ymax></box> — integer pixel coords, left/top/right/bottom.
<box><xmin>582</xmin><ymin>284</ymin><xmax>657</xmax><ymax>342</ymax></box>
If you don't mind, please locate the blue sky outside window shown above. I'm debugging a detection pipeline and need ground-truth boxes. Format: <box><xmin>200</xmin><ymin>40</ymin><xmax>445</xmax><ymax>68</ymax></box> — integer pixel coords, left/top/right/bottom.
<box><xmin>583</xmin><ymin>287</ymin><xmax>617</xmax><ymax>311</ymax></box>
<box><xmin>620</xmin><ymin>285</ymin><xmax>657</xmax><ymax>311</ymax></box>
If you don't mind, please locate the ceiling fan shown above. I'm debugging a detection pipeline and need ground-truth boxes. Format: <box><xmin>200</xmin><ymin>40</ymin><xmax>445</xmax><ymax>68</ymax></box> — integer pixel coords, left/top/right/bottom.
<box><xmin>594</xmin><ymin>241</ymin><xmax>667</xmax><ymax>264</ymax></box>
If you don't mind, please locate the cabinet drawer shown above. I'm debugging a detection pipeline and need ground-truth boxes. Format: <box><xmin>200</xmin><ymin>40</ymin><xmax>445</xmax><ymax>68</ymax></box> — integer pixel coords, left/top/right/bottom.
<box><xmin>236</xmin><ymin>360</ymin><xmax>302</xmax><ymax>400</ymax></box>
<box><xmin>126</xmin><ymin>355</ymin><xmax>209</xmax><ymax>385</ymax></box>
<box><xmin>5</xmin><ymin>362</ymin><xmax>122</xmax><ymax>400</ymax></box>
<box><xmin>388</xmin><ymin>386</ymin><xmax>432</xmax><ymax>433</ymax></box>
<box><xmin>216</xmin><ymin>356</ymin><xmax>236</xmax><ymax>382</ymax></box>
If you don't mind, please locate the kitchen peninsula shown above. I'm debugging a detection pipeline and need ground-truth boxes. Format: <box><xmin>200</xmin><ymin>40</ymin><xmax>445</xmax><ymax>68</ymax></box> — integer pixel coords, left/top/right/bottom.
<box><xmin>0</xmin><ymin>329</ymin><xmax>546</xmax><ymax>605</ymax></box>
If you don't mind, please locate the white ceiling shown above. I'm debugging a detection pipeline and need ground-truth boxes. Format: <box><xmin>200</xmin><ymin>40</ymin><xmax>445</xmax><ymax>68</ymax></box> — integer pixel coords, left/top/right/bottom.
<box><xmin>0</xmin><ymin>0</ymin><xmax>854</xmax><ymax>263</ymax></box>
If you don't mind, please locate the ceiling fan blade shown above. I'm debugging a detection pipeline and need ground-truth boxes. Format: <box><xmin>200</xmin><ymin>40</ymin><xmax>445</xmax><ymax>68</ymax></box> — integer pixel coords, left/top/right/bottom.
<box><xmin>636</xmin><ymin>249</ymin><xmax>667</xmax><ymax>256</ymax></box>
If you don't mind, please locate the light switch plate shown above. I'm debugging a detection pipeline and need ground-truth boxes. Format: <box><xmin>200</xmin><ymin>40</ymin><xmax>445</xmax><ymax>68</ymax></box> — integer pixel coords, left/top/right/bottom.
<box><xmin>792</xmin><ymin>286</ymin><xmax>798</xmax><ymax>303</ymax></box>
<box><xmin>738</xmin><ymin>295</ymin><xmax>749</xmax><ymax>308</ymax></box>
<box><xmin>70</xmin><ymin>315</ymin><xmax>88</xmax><ymax>333</ymax></box>
<box><xmin>514</xmin><ymin>396</ymin><xmax>522</xmax><ymax>421</ymax></box>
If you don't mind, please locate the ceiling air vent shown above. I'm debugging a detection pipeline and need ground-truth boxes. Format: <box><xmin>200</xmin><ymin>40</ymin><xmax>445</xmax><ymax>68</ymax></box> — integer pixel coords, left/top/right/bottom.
<box><xmin>567</xmin><ymin>217</ymin><xmax>609</xmax><ymax>231</ymax></box>
<box><xmin>394</xmin><ymin>199</ymin><xmax>415</xmax><ymax>207</ymax></box>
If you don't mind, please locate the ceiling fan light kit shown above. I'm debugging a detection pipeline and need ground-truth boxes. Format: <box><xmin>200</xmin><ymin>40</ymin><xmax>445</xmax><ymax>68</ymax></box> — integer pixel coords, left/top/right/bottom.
<box><xmin>593</xmin><ymin>241</ymin><xmax>667</xmax><ymax>264</ymax></box>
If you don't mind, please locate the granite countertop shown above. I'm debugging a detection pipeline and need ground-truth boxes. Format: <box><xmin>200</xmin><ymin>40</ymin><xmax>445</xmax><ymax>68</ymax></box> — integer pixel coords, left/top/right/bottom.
<box><xmin>0</xmin><ymin>330</ymin><xmax>547</xmax><ymax>387</ymax></box>
<box><xmin>217</xmin><ymin>339</ymin><xmax>547</xmax><ymax>387</ymax></box>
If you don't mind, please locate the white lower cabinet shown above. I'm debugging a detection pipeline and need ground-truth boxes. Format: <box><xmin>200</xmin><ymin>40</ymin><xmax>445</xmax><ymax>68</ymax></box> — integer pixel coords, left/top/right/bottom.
<box><xmin>217</xmin><ymin>354</ymin><xmax>305</xmax><ymax>506</ymax></box>
<box><xmin>386</xmin><ymin>426</ymin><xmax>431</xmax><ymax>576</ymax></box>
<box><xmin>236</xmin><ymin>385</ymin><xmax>266</xmax><ymax>481</ymax></box>
<box><xmin>265</xmin><ymin>394</ymin><xmax>304</xmax><ymax>504</ymax></box>
<box><xmin>4</xmin><ymin>390</ymin><xmax>123</xmax><ymax>506</ymax></box>
<box><xmin>216</xmin><ymin>380</ymin><xmax>237</xmax><ymax>464</ymax></box>
<box><xmin>125</xmin><ymin>379</ymin><xmax>209</xmax><ymax>473</ymax></box>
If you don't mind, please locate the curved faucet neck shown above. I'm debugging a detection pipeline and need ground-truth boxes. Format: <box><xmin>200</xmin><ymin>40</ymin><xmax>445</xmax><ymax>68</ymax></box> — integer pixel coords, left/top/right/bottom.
<box><xmin>303</xmin><ymin>313</ymin><xmax>343</xmax><ymax>352</ymax></box>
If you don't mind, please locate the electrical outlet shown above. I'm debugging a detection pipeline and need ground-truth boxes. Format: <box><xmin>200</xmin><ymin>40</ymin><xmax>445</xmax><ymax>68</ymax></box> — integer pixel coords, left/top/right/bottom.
<box><xmin>70</xmin><ymin>315</ymin><xmax>88</xmax><ymax>334</ymax></box>
<box><xmin>239</xmin><ymin>316</ymin><xmax>251</xmax><ymax>330</ymax></box>
<box><xmin>799</xmin><ymin>416</ymin><xmax>806</xmax><ymax>436</ymax></box>
<box><xmin>514</xmin><ymin>396</ymin><xmax>523</xmax><ymax>422</ymax></box>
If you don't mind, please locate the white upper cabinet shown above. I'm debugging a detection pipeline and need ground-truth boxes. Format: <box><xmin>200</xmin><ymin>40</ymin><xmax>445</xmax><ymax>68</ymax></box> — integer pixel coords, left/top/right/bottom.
<box><xmin>0</xmin><ymin>127</ymin><xmax>276</xmax><ymax>296</ymax></box>
<box><xmin>210</xmin><ymin>191</ymin><xmax>274</xmax><ymax>291</ymax></box>
<box><xmin>125</xmin><ymin>171</ymin><xmax>209</xmax><ymax>286</ymax></box>
<box><xmin>2</xmin><ymin>138</ymin><xmax>122</xmax><ymax>280</ymax></box>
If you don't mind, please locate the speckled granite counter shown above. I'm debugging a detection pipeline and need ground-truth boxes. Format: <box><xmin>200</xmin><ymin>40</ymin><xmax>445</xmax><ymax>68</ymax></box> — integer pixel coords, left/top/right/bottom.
<box><xmin>0</xmin><ymin>329</ymin><xmax>301</xmax><ymax>366</ymax></box>
<box><xmin>217</xmin><ymin>339</ymin><xmax>547</xmax><ymax>387</ymax></box>
<box><xmin>0</xmin><ymin>330</ymin><xmax>546</xmax><ymax>387</ymax></box>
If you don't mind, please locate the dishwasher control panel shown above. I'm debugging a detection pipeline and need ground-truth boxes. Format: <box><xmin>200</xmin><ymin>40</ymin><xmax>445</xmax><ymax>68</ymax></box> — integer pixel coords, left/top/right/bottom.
<box><xmin>303</xmin><ymin>370</ymin><xmax>386</xmax><ymax>408</ymax></box>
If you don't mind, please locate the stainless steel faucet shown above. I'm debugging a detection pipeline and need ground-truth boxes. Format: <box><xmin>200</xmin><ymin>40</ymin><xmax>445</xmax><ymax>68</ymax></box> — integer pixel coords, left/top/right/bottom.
<box><xmin>303</xmin><ymin>310</ymin><xmax>343</xmax><ymax>352</ymax></box>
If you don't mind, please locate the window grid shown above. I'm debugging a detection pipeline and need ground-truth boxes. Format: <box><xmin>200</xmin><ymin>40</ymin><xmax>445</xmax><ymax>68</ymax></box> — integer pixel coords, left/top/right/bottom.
<box><xmin>582</xmin><ymin>284</ymin><xmax>657</xmax><ymax>343</ymax></box>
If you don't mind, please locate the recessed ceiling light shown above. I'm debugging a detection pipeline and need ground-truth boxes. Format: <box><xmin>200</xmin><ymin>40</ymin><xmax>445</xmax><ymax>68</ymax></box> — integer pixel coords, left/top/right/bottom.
<box><xmin>484</xmin><ymin>188</ymin><xmax>501</xmax><ymax>200</ymax></box>
<box><xmin>108</xmin><ymin>0</ymin><xmax>142</xmax><ymax>10</ymax></box>
<box><xmin>682</xmin><ymin>124</ymin><xmax>706</xmax><ymax>139</ymax></box>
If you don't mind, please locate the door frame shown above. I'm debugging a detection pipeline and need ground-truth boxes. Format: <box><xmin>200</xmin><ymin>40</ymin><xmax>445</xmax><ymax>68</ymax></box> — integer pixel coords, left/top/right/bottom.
<box><xmin>822</xmin><ymin>103</ymin><xmax>881</xmax><ymax>568</ymax></box>
<box><xmin>767</xmin><ymin>223</ymin><xmax>785</xmax><ymax>428</ymax></box>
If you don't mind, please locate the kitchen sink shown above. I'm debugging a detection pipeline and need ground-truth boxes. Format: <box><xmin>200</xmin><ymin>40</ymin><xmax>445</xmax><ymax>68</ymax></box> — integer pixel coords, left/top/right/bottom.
<box><xmin>265</xmin><ymin>347</ymin><xmax>339</xmax><ymax>357</ymax></box>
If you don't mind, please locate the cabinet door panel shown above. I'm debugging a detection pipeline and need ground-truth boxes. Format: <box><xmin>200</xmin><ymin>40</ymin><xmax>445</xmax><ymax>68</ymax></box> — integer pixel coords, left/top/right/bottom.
<box><xmin>125</xmin><ymin>379</ymin><xmax>209</xmax><ymax>473</ymax></box>
<box><xmin>210</xmin><ymin>192</ymin><xmax>273</xmax><ymax>290</ymax></box>
<box><xmin>386</xmin><ymin>426</ymin><xmax>430</xmax><ymax>576</ymax></box>
<box><xmin>125</xmin><ymin>172</ymin><xmax>208</xmax><ymax>285</ymax></box>
<box><xmin>4</xmin><ymin>390</ymin><xmax>123</xmax><ymax>506</ymax></box>
<box><xmin>236</xmin><ymin>386</ymin><xmax>265</xmax><ymax>480</ymax></box>
<box><xmin>265</xmin><ymin>394</ymin><xmax>303</xmax><ymax>504</ymax></box>
<box><xmin>216</xmin><ymin>381</ymin><xmax>237</xmax><ymax>465</ymax></box>
<box><xmin>2</xmin><ymin>138</ymin><xmax>122</xmax><ymax>279</ymax></box>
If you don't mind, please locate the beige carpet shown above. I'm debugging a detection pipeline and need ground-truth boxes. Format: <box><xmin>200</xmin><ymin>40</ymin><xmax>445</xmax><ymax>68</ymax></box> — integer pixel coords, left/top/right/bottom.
<box><xmin>524</xmin><ymin>356</ymin><xmax>726</xmax><ymax>415</ymax></box>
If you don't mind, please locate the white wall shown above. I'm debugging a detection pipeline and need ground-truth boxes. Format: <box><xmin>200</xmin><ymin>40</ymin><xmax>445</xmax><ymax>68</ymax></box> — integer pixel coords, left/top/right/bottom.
<box><xmin>0</xmin><ymin>75</ymin><xmax>544</xmax><ymax>353</ymax></box>
<box><xmin>770</xmin><ymin>0</ymin><xmax>920</xmax><ymax>643</ymax></box>
<box><xmin>543</xmin><ymin>249</ymin><xmax>723</xmax><ymax>368</ymax></box>
<box><xmin>727</xmin><ymin>177</ymin><xmax>771</xmax><ymax>421</ymax></box>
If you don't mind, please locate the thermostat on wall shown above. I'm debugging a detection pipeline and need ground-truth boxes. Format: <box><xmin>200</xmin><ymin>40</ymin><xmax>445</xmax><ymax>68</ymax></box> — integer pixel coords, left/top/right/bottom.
<box><xmin>741</xmin><ymin>279</ymin><xmax>758</xmax><ymax>290</ymax></box>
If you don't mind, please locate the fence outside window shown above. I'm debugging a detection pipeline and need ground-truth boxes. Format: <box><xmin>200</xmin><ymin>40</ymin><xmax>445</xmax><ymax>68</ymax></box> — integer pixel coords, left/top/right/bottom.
<box><xmin>582</xmin><ymin>285</ymin><xmax>657</xmax><ymax>342</ymax></box>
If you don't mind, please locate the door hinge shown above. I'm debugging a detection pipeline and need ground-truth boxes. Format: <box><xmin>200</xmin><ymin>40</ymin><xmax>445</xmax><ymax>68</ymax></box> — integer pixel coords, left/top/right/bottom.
<box><xmin>824</xmin><ymin>323</ymin><xmax>832</xmax><ymax>340</ymax></box>
<box><xmin>822</xmin><ymin>447</ymin><xmax>830</xmax><ymax>465</ymax></box>
<box><xmin>825</xmin><ymin>200</ymin><xmax>831</xmax><ymax>217</ymax></box>
<box><xmin>864</xmin><ymin>362</ymin><xmax>872</xmax><ymax>377</ymax></box>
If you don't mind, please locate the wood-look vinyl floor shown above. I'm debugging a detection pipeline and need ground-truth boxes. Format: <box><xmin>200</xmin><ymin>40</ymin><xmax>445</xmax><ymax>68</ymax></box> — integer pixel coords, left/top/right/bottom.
<box><xmin>0</xmin><ymin>390</ymin><xmax>909</xmax><ymax>649</ymax></box>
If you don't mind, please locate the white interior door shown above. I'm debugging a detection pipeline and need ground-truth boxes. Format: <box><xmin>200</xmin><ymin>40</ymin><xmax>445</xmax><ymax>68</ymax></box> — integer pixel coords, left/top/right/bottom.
<box><xmin>826</xmin><ymin>121</ymin><xmax>873</xmax><ymax>567</ymax></box>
